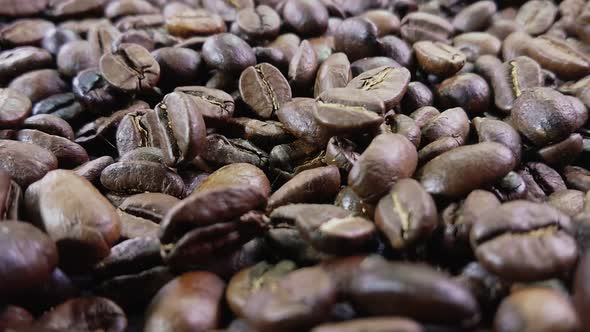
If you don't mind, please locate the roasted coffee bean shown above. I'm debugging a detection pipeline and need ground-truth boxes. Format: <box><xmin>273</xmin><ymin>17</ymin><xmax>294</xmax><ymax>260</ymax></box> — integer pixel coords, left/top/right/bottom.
<box><xmin>512</xmin><ymin>87</ymin><xmax>585</xmax><ymax>146</ymax></box>
<box><xmin>25</xmin><ymin>170</ymin><xmax>121</xmax><ymax>270</ymax></box>
<box><xmin>375</xmin><ymin>179</ymin><xmax>438</xmax><ymax>250</ymax></box>
<box><xmin>400</xmin><ymin>12</ymin><xmax>454</xmax><ymax>44</ymax></box>
<box><xmin>119</xmin><ymin>193</ymin><xmax>180</xmax><ymax>223</ymax></box>
<box><xmin>526</xmin><ymin>36</ymin><xmax>590</xmax><ymax>80</ymax></box>
<box><xmin>0</xmin><ymin>88</ymin><xmax>32</xmax><ymax>129</ymax></box>
<box><xmin>450</xmin><ymin>1</ymin><xmax>495</xmax><ymax>32</ymax></box>
<box><xmin>350</xmin><ymin>56</ymin><xmax>400</xmax><ymax>77</ymax></box>
<box><xmin>349</xmin><ymin>134</ymin><xmax>417</xmax><ymax>202</ymax></box>
<box><xmin>0</xmin><ymin>47</ymin><xmax>52</xmax><ymax>84</ymax></box>
<box><xmin>348</xmin><ymin>256</ymin><xmax>480</xmax><ymax>326</ymax></box>
<box><xmin>414</xmin><ymin>41</ymin><xmax>466</xmax><ymax>77</ymax></box>
<box><xmin>334</xmin><ymin>17</ymin><xmax>379</xmax><ymax>61</ymax></box>
<box><xmin>0</xmin><ymin>19</ymin><xmax>55</xmax><ymax>47</ymax></box>
<box><xmin>325</xmin><ymin>137</ymin><xmax>360</xmax><ymax>173</ymax></box>
<box><xmin>0</xmin><ymin>140</ymin><xmax>58</xmax><ymax>188</ymax></box>
<box><xmin>471</xmin><ymin>201</ymin><xmax>577</xmax><ymax>281</ymax></box>
<box><xmin>175</xmin><ymin>86</ymin><xmax>235</xmax><ymax>123</ymax></box>
<box><xmin>361</xmin><ymin>10</ymin><xmax>400</xmax><ymax>37</ymax></box>
<box><xmin>473</xmin><ymin>117</ymin><xmax>522</xmax><ymax>164</ymax></box>
<box><xmin>152</xmin><ymin>47</ymin><xmax>203</xmax><ymax>91</ymax></box>
<box><xmin>35</xmin><ymin>297</ymin><xmax>127</xmax><ymax>332</ymax></box>
<box><xmin>202</xmin><ymin>0</ymin><xmax>254</xmax><ymax>21</ymax></box>
<box><xmin>288</xmin><ymin>40</ymin><xmax>319</xmax><ymax>91</ymax></box>
<box><xmin>490</xmin><ymin>56</ymin><xmax>542</xmax><ymax>113</ymax></box>
<box><xmin>101</xmin><ymin>161</ymin><xmax>185</xmax><ymax>197</ymax></box>
<box><xmin>74</xmin><ymin>156</ymin><xmax>114</xmax><ymax>184</ymax></box>
<box><xmin>145</xmin><ymin>271</ymin><xmax>225</xmax><ymax>332</ymax></box>
<box><xmin>347</xmin><ymin>66</ymin><xmax>411</xmax><ymax>110</ymax></box>
<box><xmin>0</xmin><ymin>170</ymin><xmax>21</xmax><ymax>220</ymax></box>
<box><xmin>147</xmin><ymin>92</ymin><xmax>207</xmax><ymax>166</ymax></box>
<box><xmin>100</xmin><ymin>43</ymin><xmax>160</xmax><ymax>93</ymax></box>
<box><xmin>235</xmin><ymin>5</ymin><xmax>281</xmax><ymax>41</ymax></box>
<box><xmin>118</xmin><ymin>210</ymin><xmax>160</xmax><ymax>239</ymax></box>
<box><xmin>518</xmin><ymin>162</ymin><xmax>566</xmax><ymax>202</ymax></box>
<box><xmin>315</xmin><ymin>53</ymin><xmax>352</xmax><ymax>97</ymax></box>
<box><xmin>419</xmin><ymin>142</ymin><xmax>516</xmax><ymax>198</ymax></box>
<box><xmin>495</xmin><ymin>288</ymin><xmax>580</xmax><ymax>332</ymax></box>
<box><xmin>8</xmin><ymin>69</ymin><xmax>68</xmax><ymax>103</ymax></box>
<box><xmin>453</xmin><ymin>33</ymin><xmax>501</xmax><ymax>61</ymax></box>
<box><xmin>57</xmin><ymin>41</ymin><xmax>99</xmax><ymax>78</ymax></box>
<box><xmin>165</xmin><ymin>8</ymin><xmax>226</xmax><ymax>38</ymax></box>
<box><xmin>94</xmin><ymin>237</ymin><xmax>161</xmax><ymax>278</ymax></box>
<box><xmin>282</xmin><ymin>0</ymin><xmax>328</xmax><ymax>37</ymax></box>
<box><xmin>226</xmin><ymin>261</ymin><xmax>297</xmax><ymax>317</ymax></box>
<box><xmin>575</xmin><ymin>252</ymin><xmax>590</xmax><ymax>330</ymax></box>
<box><xmin>202</xmin><ymin>134</ymin><xmax>269</xmax><ymax>169</ymax></box>
<box><xmin>243</xmin><ymin>266</ymin><xmax>337</xmax><ymax>331</ymax></box>
<box><xmin>267</xmin><ymin>166</ymin><xmax>340</xmax><ymax>211</ymax></box>
<box><xmin>564</xmin><ymin>166</ymin><xmax>590</xmax><ymax>192</ymax></box>
<box><xmin>202</xmin><ymin>33</ymin><xmax>256</xmax><ymax>73</ymax></box>
<box><xmin>17</xmin><ymin>129</ymin><xmax>88</xmax><ymax>169</ymax></box>
<box><xmin>72</xmin><ymin>68</ymin><xmax>127</xmax><ymax>116</ymax></box>
<box><xmin>421</xmin><ymin>107</ymin><xmax>469</xmax><ymax>145</ymax></box>
<box><xmin>377</xmin><ymin>35</ymin><xmax>413</xmax><ymax>69</ymax></box>
<box><xmin>401</xmin><ymin>81</ymin><xmax>434</xmax><ymax>113</ymax></box>
<box><xmin>436</xmin><ymin>73</ymin><xmax>490</xmax><ymax>115</ymax></box>
<box><xmin>0</xmin><ymin>221</ymin><xmax>58</xmax><ymax>297</ymax></box>
<box><xmin>240</xmin><ymin>63</ymin><xmax>292</xmax><ymax>119</ymax></box>
<box><xmin>314</xmin><ymin>97</ymin><xmax>384</xmax><ymax>136</ymax></box>
<box><xmin>223</xmin><ymin>117</ymin><xmax>291</xmax><ymax>149</ymax></box>
<box><xmin>22</xmin><ymin>114</ymin><xmax>75</xmax><ymax>140</ymax></box>
<box><xmin>33</xmin><ymin>93</ymin><xmax>86</xmax><ymax>127</ymax></box>
<box><xmin>538</xmin><ymin>133</ymin><xmax>584</xmax><ymax>166</ymax></box>
<box><xmin>547</xmin><ymin>189</ymin><xmax>585</xmax><ymax>217</ymax></box>
<box><xmin>384</xmin><ymin>114</ymin><xmax>421</xmax><ymax>148</ymax></box>
<box><xmin>516</xmin><ymin>0</ymin><xmax>557</xmax><ymax>36</ymax></box>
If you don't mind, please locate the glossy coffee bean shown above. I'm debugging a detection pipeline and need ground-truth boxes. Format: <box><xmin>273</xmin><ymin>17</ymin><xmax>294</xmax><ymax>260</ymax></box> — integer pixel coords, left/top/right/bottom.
<box><xmin>414</xmin><ymin>41</ymin><xmax>466</xmax><ymax>77</ymax></box>
<box><xmin>202</xmin><ymin>33</ymin><xmax>256</xmax><ymax>74</ymax></box>
<box><xmin>334</xmin><ymin>17</ymin><xmax>379</xmax><ymax>61</ymax></box>
<box><xmin>436</xmin><ymin>73</ymin><xmax>490</xmax><ymax>115</ymax></box>
<box><xmin>0</xmin><ymin>140</ymin><xmax>58</xmax><ymax>188</ymax></box>
<box><xmin>282</xmin><ymin>0</ymin><xmax>329</xmax><ymax>37</ymax></box>
<box><xmin>240</xmin><ymin>63</ymin><xmax>292</xmax><ymax>119</ymax></box>
<box><xmin>471</xmin><ymin>201</ymin><xmax>577</xmax><ymax>281</ymax></box>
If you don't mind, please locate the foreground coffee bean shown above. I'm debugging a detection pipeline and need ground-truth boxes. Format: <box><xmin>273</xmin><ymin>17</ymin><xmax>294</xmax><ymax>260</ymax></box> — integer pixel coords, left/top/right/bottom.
<box><xmin>419</xmin><ymin>142</ymin><xmax>516</xmax><ymax>198</ymax></box>
<box><xmin>26</xmin><ymin>170</ymin><xmax>121</xmax><ymax>270</ymax></box>
<box><xmin>145</xmin><ymin>271</ymin><xmax>225</xmax><ymax>332</ymax></box>
<box><xmin>495</xmin><ymin>288</ymin><xmax>579</xmax><ymax>332</ymax></box>
<box><xmin>239</xmin><ymin>63</ymin><xmax>292</xmax><ymax>119</ymax></box>
<box><xmin>0</xmin><ymin>139</ymin><xmax>58</xmax><ymax>187</ymax></box>
<box><xmin>471</xmin><ymin>201</ymin><xmax>577</xmax><ymax>281</ymax></box>
<box><xmin>311</xmin><ymin>317</ymin><xmax>423</xmax><ymax>332</ymax></box>
<box><xmin>99</xmin><ymin>43</ymin><xmax>160</xmax><ymax>93</ymax></box>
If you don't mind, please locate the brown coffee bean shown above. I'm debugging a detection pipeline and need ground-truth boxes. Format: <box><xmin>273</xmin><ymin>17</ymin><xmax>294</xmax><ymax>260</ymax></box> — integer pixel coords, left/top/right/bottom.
<box><xmin>100</xmin><ymin>161</ymin><xmax>185</xmax><ymax>197</ymax></box>
<box><xmin>437</xmin><ymin>73</ymin><xmax>490</xmax><ymax>115</ymax></box>
<box><xmin>175</xmin><ymin>86</ymin><xmax>235</xmax><ymax>123</ymax></box>
<box><xmin>349</xmin><ymin>134</ymin><xmax>417</xmax><ymax>202</ymax></box>
<box><xmin>526</xmin><ymin>36</ymin><xmax>590</xmax><ymax>80</ymax></box>
<box><xmin>17</xmin><ymin>129</ymin><xmax>89</xmax><ymax>169</ymax></box>
<box><xmin>240</xmin><ymin>63</ymin><xmax>292</xmax><ymax>119</ymax></box>
<box><xmin>0</xmin><ymin>221</ymin><xmax>58</xmax><ymax>297</ymax></box>
<box><xmin>35</xmin><ymin>297</ymin><xmax>127</xmax><ymax>332</ymax></box>
<box><xmin>0</xmin><ymin>88</ymin><xmax>31</xmax><ymax>129</ymax></box>
<box><xmin>471</xmin><ymin>201</ymin><xmax>577</xmax><ymax>281</ymax></box>
<box><xmin>334</xmin><ymin>17</ymin><xmax>379</xmax><ymax>61</ymax></box>
<box><xmin>512</xmin><ymin>87</ymin><xmax>583</xmax><ymax>146</ymax></box>
<box><xmin>282</xmin><ymin>0</ymin><xmax>329</xmax><ymax>37</ymax></box>
<box><xmin>0</xmin><ymin>305</ymin><xmax>33</xmax><ymax>331</ymax></box>
<box><xmin>490</xmin><ymin>56</ymin><xmax>543</xmax><ymax>113</ymax></box>
<box><xmin>202</xmin><ymin>33</ymin><xmax>256</xmax><ymax>74</ymax></box>
<box><xmin>414</xmin><ymin>41</ymin><xmax>466</xmax><ymax>77</ymax></box>
<box><xmin>243</xmin><ymin>267</ymin><xmax>337</xmax><ymax>332</ymax></box>
<box><xmin>119</xmin><ymin>193</ymin><xmax>180</xmax><ymax>223</ymax></box>
<box><xmin>400</xmin><ymin>12</ymin><xmax>453</xmax><ymax>44</ymax></box>
<box><xmin>118</xmin><ymin>210</ymin><xmax>159</xmax><ymax>239</ymax></box>
<box><xmin>314</xmin><ymin>53</ymin><xmax>352</xmax><ymax>97</ymax></box>
<box><xmin>564</xmin><ymin>166</ymin><xmax>590</xmax><ymax>192</ymax></box>
<box><xmin>495</xmin><ymin>288</ymin><xmax>579</xmax><ymax>332</ymax></box>
<box><xmin>165</xmin><ymin>9</ymin><xmax>226</xmax><ymax>37</ymax></box>
<box><xmin>202</xmin><ymin>134</ymin><xmax>269</xmax><ymax>169</ymax></box>
<box><xmin>361</xmin><ymin>10</ymin><xmax>400</xmax><ymax>37</ymax></box>
<box><xmin>8</xmin><ymin>69</ymin><xmax>68</xmax><ymax>103</ymax></box>
<box><xmin>0</xmin><ymin>19</ymin><xmax>55</xmax><ymax>47</ymax></box>
<box><xmin>289</xmin><ymin>40</ymin><xmax>319</xmax><ymax>91</ymax></box>
<box><xmin>22</xmin><ymin>114</ymin><xmax>75</xmax><ymax>140</ymax></box>
<box><xmin>519</xmin><ymin>162</ymin><xmax>566</xmax><ymax>202</ymax></box>
<box><xmin>375</xmin><ymin>179</ymin><xmax>438</xmax><ymax>250</ymax></box>
<box><xmin>419</xmin><ymin>142</ymin><xmax>516</xmax><ymax>198</ymax></box>
<box><xmin>314</xmin><ymin>98</ymin><xmax>384</xmax><ymax>136</ymax></box>
<box><xmin>0</xmin><ymin>47</ymin><xmax>52</xmax><ymax>84</ymax></box>
<box><xmin>347</xmin><ymin>66</ymin><xmax>411</xmax><ymax>110</ymax></box>
<box><xmin>277</xmin><ymin>98</ymin><xmax>332</xmax><ymax>146</ymax></box>
<box><xmin>25</xmin><ymin>170</ymin><xmax>121</xmax><ymax>268</ymax></box>
<box><xmin>538</xmin><ymin>133</ymin><xmax>584</xmax><ymax>166</ymax></box>
<box><xmin>0</xmin><ymin>139</ymin><xmax>58</xmax><ymax>188</ymax></box>
<box><xmin>452</xmin><ymin>1</ymin><xmax>496</xmax><ymax>32</ymax></box>
<box><xmin>516</xmin><ymin>0</ymin><xmax>558</xmax><ymax>35</ymax></box>
<box><xmin>311</xmin><ymin>317</ymin><xmax>422</xmax><ymax>332</ymax></box>
<box><xmin>235</xmin><ymin>5</ymin><xmax>281</xmax><ymax>40</ymax></box>
<box><xmin>473</xmin><ymin>117</ymin><xmax>522</xmax><ymax>164</ymax></box>
<box><xmin>348</xmin><ymin>256</ymin><xmax>480</xmax><ymax>326</ymax></box>
<box><xmin>145</xmin><ymin>271</ymin><xmax>226</xmax><ymax>332</ymax></box>
<box><xmin>547</xmin><ymin>189</ymin><xmax>585</xmax><ymax>217</ymax></box>
<box><xmin>100</xmin><ymin>43</ymin><xmax>160</xmax><ymax>92</ymax></box>
<box><xmin>421</xmin><ymin>107</ymin><xmax>470</xmax><ymax>145</ymax></box>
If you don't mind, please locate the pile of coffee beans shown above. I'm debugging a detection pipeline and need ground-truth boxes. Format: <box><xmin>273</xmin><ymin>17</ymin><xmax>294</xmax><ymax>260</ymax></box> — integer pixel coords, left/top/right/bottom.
<box><xmin>3</xmin><ymin>0</ymin><xmax>590</xmax><ymax>331</ymax></box>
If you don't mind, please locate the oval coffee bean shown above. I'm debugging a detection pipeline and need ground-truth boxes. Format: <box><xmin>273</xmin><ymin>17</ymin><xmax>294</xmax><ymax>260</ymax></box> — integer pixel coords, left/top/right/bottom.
<box><xmin>375</xmin><ymin>179</ymin><xmax>438</xmax><ymax>250</ymax></box>
<box><xmin>202</xmin><ymin>33</ymin><xmax>256</xmax><ymax>74</ymax></box>
<box><xmin>99</xmin><ymin>43</ymin><xmax>160</xmax><ymax>92</ymax></box>
<box><xmin>100</xmin><ymin>161</ymin><xmax>184</xmax><ymax>197</ymax></box>
<box><xmin>347</xmin><ymin>66</ymin><xmax>411</xmax><ymax>110</ymax></box>
<box><xmin>0</xmin><ymin>140</ymin><xmax>58</xmax><ymax>188</ymax></box>
<box><xmin>515</xmin><ymin>0</ymin><xmax>557</xmax><ymax>35</ymax></box>
<box><xmin>414</xmin><ymin>41</ymin><xmax>466</xmax><ymax>77</ymax></box>
<box><xmin>239</xmin><ymin>63</ymin><xmax>292</xmax><ymax>119</ymax></box>
<box><xmin>471</xmin><ymin>201</ymin><xmax>577</xmax><ymax>281</ymax></box>
<box><xmin>145</xmin><ymin>271</ymin><xmax>225</xmax><ymax>332</ymax></box>
<box><xmin>419</xmin><ymin>142</ymin><xmax>516</xmax><ymax>198</ymax></box>
<box><xmin>17</xmin><ymin>129</ymin><xmax>89</xmax><ymax>169</ymax></box>
<box><xmin>349</xmin><ymin>134</ymin><xmax>417</xmax><ymax>202</ymax></box>
<box><xmin>0</xmin><ymin>88</ymin><xmax>32</xmax><ymax>129</ymax></box>
<box><xmin>314</xmin><ymin>53</ymin><xmax>352</xmax><ymax>97</ymax></box>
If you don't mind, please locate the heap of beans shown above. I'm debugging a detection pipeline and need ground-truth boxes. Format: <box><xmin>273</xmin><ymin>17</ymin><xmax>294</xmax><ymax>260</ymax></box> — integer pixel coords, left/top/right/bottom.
<box><xmin>1</xmin><ymin>0</ymin><xmax>590</xmax><ymax>331</ymax></box>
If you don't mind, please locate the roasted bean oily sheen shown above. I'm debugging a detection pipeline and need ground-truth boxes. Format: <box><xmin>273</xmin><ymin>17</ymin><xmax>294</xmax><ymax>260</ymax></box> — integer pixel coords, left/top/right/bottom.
<box><xmin>1</xmin><ymin>0</ymin><xmax>590</xmax><ymax>330</ymax></box>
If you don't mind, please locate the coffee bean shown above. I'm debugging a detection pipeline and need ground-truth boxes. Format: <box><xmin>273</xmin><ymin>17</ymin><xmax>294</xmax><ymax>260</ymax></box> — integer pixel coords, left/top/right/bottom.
<box><xmin>152</xmin><ymin>47</ymin><xmax>203</xmax><ymax>91</ymax></box>
<box><xmin>227</xmin><ymin>261</ymin><xmax>297</xmax><ymax>317</ymax></box>
<box><xmin>8</xmin><ymin>69</ymin><xmax>68</xmax><ymax>103</ymax></box>
<box><xmin>347</xmin><ymin>66</ymin><xmax>411</xmax><ymax>110</ymax></box>
<box><xmin>401</xmin><ymin>81</ymin><xmax>434</xmax><ymax>113</ymax></box>
<box><xmin>145</xmin><ymin>271</ymin><xmax>225</xmax><ymax>332</ymax></box>
<box><xmin>202</xmin><ymin>0</ymin><xmax>254</xmax><ymax>21</ymax></box>
<box><xmin>384</xmin><ymin>114</ymin><xmax>421</xmax><ymax>148</ymax></box>
<box><xmin>0</xmin><ymin>19</ymin><xmax>55</xmax><ymax>47</ymax></box>
<box><xmin>452</xmin><ymin>1</ymin><xmax>496</xmax><ymax>32</ymax></box>
<box><xmin>437</xmin><ymin>73</ymin><xmax>490</xmax><ymax>115</ymax></box>
<box><xmin>223</xmin><ymin>117</ymin><xmax>291</xmax><ymax>150</ymax></box>
<box><xmin>538</xmin><ymin>133</ymin><xmax>584</xmax><ymax>166</ymax></box>
<box><xmin>74</xmin><ymin>156</ymin><xmax>114</xmax><ymax>184</ymax></box>
<box><xmin>282</xmin><ymin>0</ymin><xmax>328</xmax><ymax>37</ymax></box>
<box><xmin>490</xmin><ymin>56</ymin><xmax>543</xmax><ymax>113</ymax></box>
<box><xmin>348</xmin><ymin>256</ymin><xmax>480</xmax><ymax>326</ymax></box>
<box><xmin>361</xmin><ymin>10</ymin><xmax>400</xmax><ymax>37</ymax></box>
<box><xmin>516</xmin><ymin>0</ymin><xmax>558</xmax><ymax>35</ymax></box>
<box><xmin>118</xmin><ymin>209</ymin><xmax>160</xmax><ymax>239</ymax></box>
<box><xmin>203</xmin><ymin>33</ymin><xmax>256</xmax><ymax>74</ymax></box>
<box><xmin>175</xmin><ymin>86</ymin><xmax>235</xmax><ymax>123</ymax></box>
<box><xmin>377</xmin><ymin>35</ymin><xmax>413</xmax><ymax>69</ymax></box>
<box><xmin>100</xmin><ymin>43</ymin><xmax>160</xmax><ymax>92</ymax></box>
<box><xmin>314</xmin><ymin>53</ymin><xmax>352</xmax><ymax>97</ymax></box>
<box><xmin>471</xmin><ymin>200</ymin><xmax>577</xmax><ymax>281</ymax></box>
<box><xmin>314</xmin><ymin>95</ymin><xmax>384</xmax><ymax>136</ymax></box>
<box><xmin>17</xmin><ymin>129</ymin><xmax>89</xmax><ymax>168</ymax></box>
<box><xmin>289</xmin><ymin>40</ymin><xmax>319</xmax><ymax>91</ymax></box>
<box><xmin>512</xmin><ymin>87</ymin><xmax>583</xmax><ymax>146</ymax></box>
<box><xmin>276</xmin><ymin>98</ymin><xmax>331</xmax><ymax>146</ymax></box>
<box><xmin>35</xmin><ymin>297</ymin><xmax>127</xmax><ymax>332</ymax></box>
<box><xmin>0</xmin><ymin>305</ymin><xmax>33</xmax><ymax>331</ymax></box>
<box><xmin>420</xmin><ymin>142</ymin><xmax>516</xmax><ymax>198</ymax></box>
<box><xmin>547</xmin><ymin>189</ymin><xmax>585</xmax><ymax>217</ymax></box>
<box><xmin>243</xmin><ymin>267</ymin><xmax>337</xmax><ymax>331</ymax></box>
<box><xmin>349</xmin><ymin>134</ymin><xmax>417</xmax><ymax>202</ymax></box>
<box><xmin>0</xmin><ymin>88</ymin><xmax>31</xmax><ymax>129</ymax></box>
<box><xmin>94</xmin><ymin>237</ymin><xmax>162</xmax><ymax>278</ymax></box>
<box><xmin>414</xmin><ymin>41</ymin><xmax>466</xmax><ymax>77</ymax></box>
<box><xmin>495</xmin><ymin>288</ymin><xmax>580</xmax><ymax>332</ymax></box>
<box><xmin>22</xmin><ymin>114</ymin><xmax>75</xmax><ymax>140</ymax></box>
<box><xmin>101</xmin><ymin>161</ymin><xmax>185</xmax><ymax>197</ymax></box>
<box><xmin>312</xmin><ymin>317</ymin><xmax>422</xmax><ymax>332</ymax></box>
<box><xmin>575</xmin><ymin>252</ymin><xmax>590</xmax><ymax>330</ymax></box>
<box><xmin>25</xmin><ymin>170</ymin><xmax>121</xmax><ymax>270</ymax></box>
<box><xmin>0</xmin><ymin>221</ymin><xmax>58</xmax><ymax>297</ymax></box>
<box><xmin>526</xmin><ymin>36</ymin><xmax>590</xmax><ymax>80</ymax></box>
<box><xmin>401</xmin><ymin>12</ymin><xmax>453</xmax><ymax>44</ymax></box>
<box><xmin>421</xmin><ymin>107</ymin><xmax>470</xmax><ymax>145</ymax></box>
<box><xmin>235</xmin><ymin>5</ymin><xmax>281</xmax><ymax>41</ymax></box>
<box><xmin>0</xmin><ymin>140</ymin><xmax>58</xmax><ymax>187</ymax></box>
<box><xmin>0</xmin><ymin>47</ymin><xmax>52</xmax><ymax>84</ymax></box>
<box><xmin>518</xmin><ymin>162</ymin><xmax>566</xmax><ymax>202</ymax></box>
<box><xmin>202</xmin><ymin>134</ymin><xmax>269</xmax><ymax>169</ymax></box>
<box><xmin>334</xmin><ymin>17</ymin><xmax>379</xmax><ymax>61</ymax></box>
<box><xmin>57</xmin><ymin>41</ymin><xmax>99</xmax><ymax>78</ymax></box>
<box><xmin>119</xmin><ymin>193</ymin><xmax>180</xmax><ymax>223</ymax></box>
<box><xmin>240</xmin><ymin>63</ymin><xmax>292</xmax><ymax>119</ymax></box>
<box><xmin>473</xmin><ymin>117</ymin><xmax>522</xmax><ymax>164</ymax></box>
<box><xmin>73</xmin><ymin>68</ymin><xmax>127</xmax><ymax>116</ymax></box>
